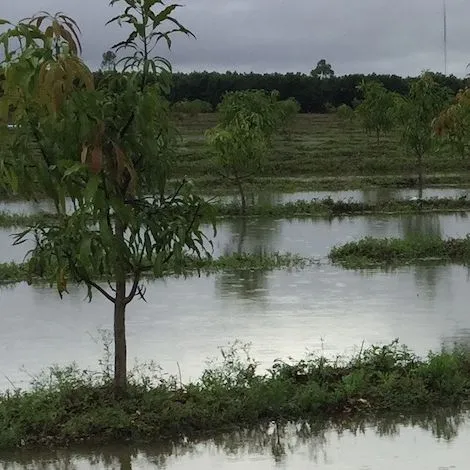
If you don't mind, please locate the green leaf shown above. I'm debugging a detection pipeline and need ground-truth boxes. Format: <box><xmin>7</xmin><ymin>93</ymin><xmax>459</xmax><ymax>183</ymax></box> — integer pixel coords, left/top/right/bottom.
<box><xmin>80</xmin><ymin>235</ymin><xmax>92</xmax><ymax>263</ymax></box>
<box><xmin>144</xmin><ymin>231</ymin><xmax>152</xmax><ymax>258</ymax></box>
<box><xmin>84</xmin><ymin>176</ymin><xmax>100</xmax><ymax>203</ymax></box>
<box><xmin>62</xmin><ymin>163</ymin><xmax>84</xmax><ymax>179</ymax></box>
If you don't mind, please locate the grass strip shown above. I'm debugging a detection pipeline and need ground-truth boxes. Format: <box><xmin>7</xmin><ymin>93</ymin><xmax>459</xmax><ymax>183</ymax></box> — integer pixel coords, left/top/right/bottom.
<box><xmin>1</xmin><ymin>341</ymin><xmax>470</xmax><ymax>448</ymax></box>
<box><xmin>0</xmin><ymin>252</ymin><xmax>314</xmax><ymax>285</ymax></box>
<box><xmin>2</xmin><ymin>197</ymin><xmax>470</xmax><ymax>229</ymax></box>
<box><xmin>329</xmin><ymin>236</ymin><xmax>470</xmax><ymax>268</ymax></box>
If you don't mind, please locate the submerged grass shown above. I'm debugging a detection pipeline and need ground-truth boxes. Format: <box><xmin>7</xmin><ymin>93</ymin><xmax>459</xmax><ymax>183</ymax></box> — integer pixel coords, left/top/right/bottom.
<box><xmin>0</xmin><ymin>252</ymin><xmax>313</xmax><ymax>285</ymax></box>
<box><xmin>214</xmin><ymin>197</ymin><xmax>470</xmax><ymax>218</ymax></box>
<box><xmin>329</xmin><ymin>236</ymin><xmax>470</xmax><ymax>268</ymax></box>
<box><xmin>1</xmin><ymin>340</ymin><xmax>470</xmax><ymax>449</ymax></box>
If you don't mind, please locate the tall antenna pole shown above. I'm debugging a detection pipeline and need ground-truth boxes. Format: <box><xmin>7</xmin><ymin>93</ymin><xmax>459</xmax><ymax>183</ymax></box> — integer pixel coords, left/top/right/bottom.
<box><xmin>443</xmin><ymin>0</ymin><xmax>448</xmax><ymax>75</ymax></box>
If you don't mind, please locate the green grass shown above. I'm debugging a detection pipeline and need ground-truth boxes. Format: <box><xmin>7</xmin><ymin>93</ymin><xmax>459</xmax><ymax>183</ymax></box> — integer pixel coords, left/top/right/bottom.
<box><xmin>4</xmin><ymin>114</ymin><xmax>470</xmax><ymax>199</ymax></box>
<box><xmin>172</xmin><ymin>114</ymin><xmax>470</xmax><ymax>183</ymax></box>
<box><xmin>189</xmin><ymin>174</ymin><xmax>470</xmax><ymax>194</ymax></box>
<box><xmin>329</xmin><ymin>236</ymin><xmax>470</xmax><ymax>268</ymax></box>
<box><xmin>0</xmin><ymin>252</ymin><xmax>313</xmax><ymax>285</ymax></box>
<box><xmin>0</xmin><ymin>211</ymin><xmax>55</xmax><ymax>228</ymax></box>
<box><xmin>1</xmin><ymin>340</ymin><xmax>470</xmax><ymax>449</ymax></box>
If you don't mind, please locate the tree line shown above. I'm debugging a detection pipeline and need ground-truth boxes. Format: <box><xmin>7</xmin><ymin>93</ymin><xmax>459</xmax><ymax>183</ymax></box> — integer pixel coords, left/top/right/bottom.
<box><xmin>94</xmin><ymin>70</ymin><xmax>467</xmax><ymax>113</ymax></box>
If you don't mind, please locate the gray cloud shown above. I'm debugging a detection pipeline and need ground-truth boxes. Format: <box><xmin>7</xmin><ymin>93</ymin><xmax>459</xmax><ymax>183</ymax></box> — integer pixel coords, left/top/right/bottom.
<box><xmin>3</xmin><ymin>0</ymin><xmax>470</xmax><ymax>76</ymax></box>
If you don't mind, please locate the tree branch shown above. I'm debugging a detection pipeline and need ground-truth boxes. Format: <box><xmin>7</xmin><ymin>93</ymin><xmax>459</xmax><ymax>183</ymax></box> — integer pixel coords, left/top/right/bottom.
<box><xmin>87</xmin><ymin>280</ymin><xmax>116</xmax><ymax>303</ymax></box>
<box><xmin>125</xmin><ymin>272</ymin><xmax>140</xmax><ymax>305</ymax></box>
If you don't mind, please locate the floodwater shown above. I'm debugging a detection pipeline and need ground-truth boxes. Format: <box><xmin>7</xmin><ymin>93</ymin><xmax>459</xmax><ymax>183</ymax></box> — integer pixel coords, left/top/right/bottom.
<box><xmin>1</xmin><ymin>187</ymin><xmax>469</xmax><ymax>215</ymax></box>
<box><xmin>2</xmin><ymin>212</ymin><xmax>470</xmax><ymax>387</ymax></box>
<box><xmin>2</xmin><ymin>195</ymin><xmax>470</xmax><ymax>468</ymax></box>
<box><xmin>1</xmin><ymin>411</ymin><xmax>469</xmax><ymax>469</ymax></box>
<box><xmin>1</xmin><ymin>210</ymin><xmax>470</xmax><ymax>262</ymax></box>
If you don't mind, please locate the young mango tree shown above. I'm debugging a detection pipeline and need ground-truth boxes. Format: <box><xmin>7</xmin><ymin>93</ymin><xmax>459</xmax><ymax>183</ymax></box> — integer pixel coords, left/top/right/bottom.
<box><xmin>356</xmin><ymin>81</ymin><xmax>398</xmax><ymax>144</ymax></box>
<box><xmin>277</xmin><ymin>97</ymin><xmax>301</xmax><ymax>140</ymax></box>
<box><xmin>434</xmin><ymin>88</ymin><xmax>470</xmax><ymax>160</ymax></box>
<box><xmin>207</xmin><ymin>90</ymin><xmax>282</xmax><ymax>214</ymax></box>
<box><xmin>0</xmin><ymin>0</ymin><xmax>213</xmax><ymax>395</ymax></box>
<box><xmin>396</xmin><ymin>73</ymin><xmax>449</xmax><ymax>199</ymax></box>
<box><xmin>336</xmin><ymin>103</ymin><xmax>356</xmax><ymax>129</ymax></box>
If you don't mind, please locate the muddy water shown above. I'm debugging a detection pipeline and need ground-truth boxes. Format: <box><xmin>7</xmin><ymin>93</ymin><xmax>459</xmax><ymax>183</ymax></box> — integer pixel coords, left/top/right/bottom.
<box><xmin>1</xmin><ymin>411</ymin><xmax>468</xmax><ymax>469</ymax></box>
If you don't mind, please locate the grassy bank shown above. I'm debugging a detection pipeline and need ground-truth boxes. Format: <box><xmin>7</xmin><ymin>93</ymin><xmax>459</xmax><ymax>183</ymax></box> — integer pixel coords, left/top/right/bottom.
<box><xmin>1</xmin><ymin>341</ymin><xmax>470</xmax><ymax>449</ymax></box>
<box><xmin>329</xmin><ymin>236</ymin><xmax>470</xmax><ymax>268</ymax></box>
<box><xmin>173</xmin><ymin>114</ymin><xmax>470</xmax><ymax>180</ymax></box>
<box><xmin>214</xmin><ymin>197</ymin><xmax>470</xmax><ymax>218</ymax></box>
<box><xmin>2</xmin><ymin>197</ymin><xmax>470</xmax><ymax>229</ymax></box>
<box><xmin>0</xmin><ymin>252</ymin><xmax>313</xmax><ymax>285</ymax></box>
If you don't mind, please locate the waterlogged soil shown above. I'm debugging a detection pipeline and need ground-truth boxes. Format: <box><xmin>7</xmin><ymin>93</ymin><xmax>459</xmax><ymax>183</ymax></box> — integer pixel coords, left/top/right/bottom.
<box><xmin>1</xmin><ymin>412</ymin><xmax>469</xmax><ymax>469</ymax></box>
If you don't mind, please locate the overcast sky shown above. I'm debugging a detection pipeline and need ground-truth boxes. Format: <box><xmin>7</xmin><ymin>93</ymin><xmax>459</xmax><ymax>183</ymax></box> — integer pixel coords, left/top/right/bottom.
<box><xmin>3</xmin><ymin>0</ymin><xmax>470</xmax><ymax>76</ymax></box>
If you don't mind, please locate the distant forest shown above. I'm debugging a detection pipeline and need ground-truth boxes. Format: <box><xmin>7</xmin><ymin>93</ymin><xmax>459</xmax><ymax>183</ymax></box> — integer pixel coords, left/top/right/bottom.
<box><xmin>94</xmin><ymin>70</ymin><xmax>469</xmax><ymax>113</ymax></box>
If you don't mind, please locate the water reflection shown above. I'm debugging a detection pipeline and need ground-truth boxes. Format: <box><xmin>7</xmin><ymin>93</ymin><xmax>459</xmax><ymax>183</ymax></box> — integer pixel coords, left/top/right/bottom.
<box><xmin>2</xmin><ymin>211</ymin><xmax>470</xmax><ymax>263</ymax></box>
<box><xmin>219</xmin><ymin>217</ymin><xmax>282</xmax><ymax>256</ymax></box>
<box><xmin>441</xmin><ymin>328</ymin><xmax>470</xmax><ymax>350</ymax></box>
<box><xmin>1</xmin><ymin>410</ymin><xmax>468</xmax><ymax>469</ymax></box>
<box><xmin>215</xmin><ymin>269</ymin><xmax>269</xmax><ymax>302</ymax></box>
<box><xmin>214</xmin><ymin>217</ymin><xmax>281</xmax><ymax>301</ymax></box>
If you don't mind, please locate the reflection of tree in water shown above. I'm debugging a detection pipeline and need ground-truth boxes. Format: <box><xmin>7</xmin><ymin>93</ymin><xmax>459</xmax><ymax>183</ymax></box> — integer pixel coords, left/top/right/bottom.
<box><xmin>441</xmin><ymin>327</ymin><xmax>470</xmax><ymax>351</ymax></box>
<box><xmin>362</xmin><ymin>213</ymin><xmax>447</xmax><ymax>298</ymax></box>
<box><xmin>363</xmin><ymin>212</ymin><xmax>443</xmax><ymax>240</ymax></box>
<box><xmin>221</xmin><ymin>217</ymin><xmax>281</xmax><ymax>256</ymax></box>
<box><xmin>412</xmin><ymin>262</ymin><xmax>452</xmax><ymax>301</ymax></box>
<box><xmin>4</xmin><ymin>411</ymin><xmax>468</xmax><ymax>469</ymax></box>
<box><xmin>399</xmin><ymin>213</ymin><xmax>442</xmax><ymax>238</ymax></box>
<box><xmin>361</xmin><ymin>188</ymin><xmax>399</xmax><ymax>204</ymax></box>
<box><xmin>215</xmin><ymin>269</ymin><xmax>270</xmax><ymax>301</ymax></box>
<box><xmin>215</xmin><ymin>217</ymin><xmax>281</xmax><ymax>301</ymax></box>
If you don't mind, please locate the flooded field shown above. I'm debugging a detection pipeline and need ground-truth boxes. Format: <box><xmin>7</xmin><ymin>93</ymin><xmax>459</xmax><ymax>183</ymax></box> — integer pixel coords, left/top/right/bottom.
<box><xmin>2</xmin><ymin>194</ymin><xmax>470</xmax><ymax>468</ymax></box>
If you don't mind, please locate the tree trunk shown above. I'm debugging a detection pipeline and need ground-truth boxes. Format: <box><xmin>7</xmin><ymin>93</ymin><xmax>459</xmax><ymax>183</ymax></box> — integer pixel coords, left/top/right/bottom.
<box><xmin>417</xmin><ymin>153</ymin><xmax>424</xmax><ymax>200</ymax></box>
<box><xmin>119</xmin><ymin>453</ymin><xmax>132</xmax><ymax>470</ymax></box>
<box><xmin>114</xmin><ymin>219</ymin><xmax>128</xmax><ymax>396</ymax></box>
<box><xmin>235</xmin><ymin>176</ymin><xmax>246</xmax><ymax>215</ymax></box>
<box><xmin>114</xmin><ymin>280</ymin><xmax>127</xmax><ymax>396</ymax></box>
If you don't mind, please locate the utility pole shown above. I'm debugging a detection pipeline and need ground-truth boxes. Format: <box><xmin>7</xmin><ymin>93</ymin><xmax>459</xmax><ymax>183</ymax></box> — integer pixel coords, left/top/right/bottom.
<box><xmin>443</xmin><ymin>0</ymin><xmax>448</xmax><ymax>75</ymax></box>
